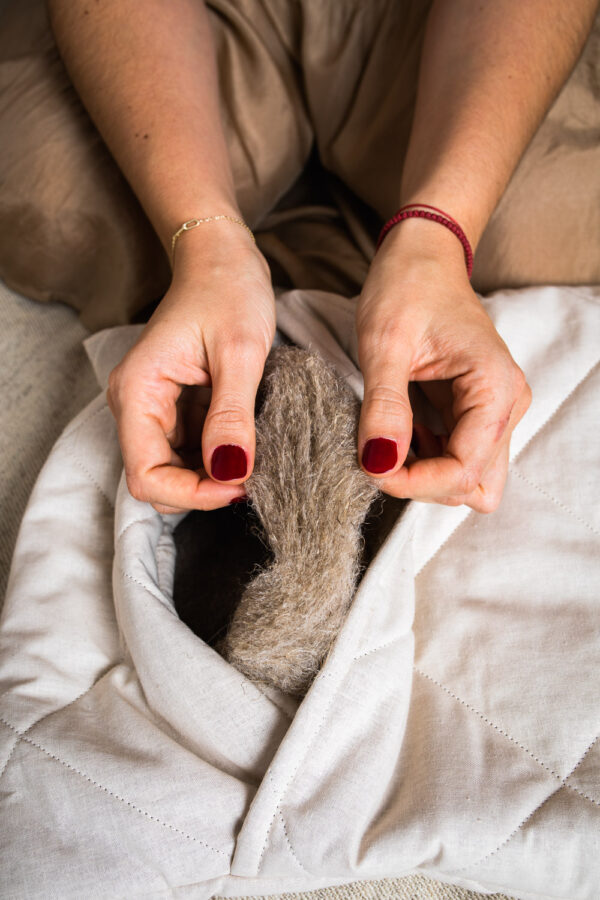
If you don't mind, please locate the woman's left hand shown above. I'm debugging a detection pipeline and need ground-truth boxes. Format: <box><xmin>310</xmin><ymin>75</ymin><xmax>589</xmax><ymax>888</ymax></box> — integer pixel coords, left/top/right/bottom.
<box><xmin>355</xmin><ymin>219</ymin><xmax>531</xmax><ymax>513</ymax></box>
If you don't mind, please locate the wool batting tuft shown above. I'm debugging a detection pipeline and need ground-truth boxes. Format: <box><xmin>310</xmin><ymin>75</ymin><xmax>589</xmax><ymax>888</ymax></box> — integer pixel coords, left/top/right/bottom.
<box><xmin>222</xmin><ymin>344</ymin><xmax>381</xmax><ymax>696</ymax></box>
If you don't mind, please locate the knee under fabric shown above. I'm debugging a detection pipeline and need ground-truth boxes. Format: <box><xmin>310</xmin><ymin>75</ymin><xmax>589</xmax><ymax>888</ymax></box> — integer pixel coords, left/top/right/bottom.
<box><xmin>220</xmin><ymin>345</ymin><xmax>381</xmax><ymax>696</ymax></box>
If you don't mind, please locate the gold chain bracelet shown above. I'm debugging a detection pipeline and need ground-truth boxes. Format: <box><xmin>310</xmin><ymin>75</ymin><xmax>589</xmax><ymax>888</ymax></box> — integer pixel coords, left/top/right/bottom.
<box><xmin>171</xmin><ymin>215</ymin><xmax>255</xmax><ymax>262</ymax></box>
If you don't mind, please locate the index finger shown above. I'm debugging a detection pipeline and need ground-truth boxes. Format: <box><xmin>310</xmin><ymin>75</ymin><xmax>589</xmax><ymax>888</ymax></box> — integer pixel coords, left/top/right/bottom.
<box><xmin>116</xmin><ymin>400</ymin><xmax>241</xmax><ymax>511</ymax></box>
<box><xmin>381</xmin><ymin>367</ymin><xmax>526</xmax><ymax>499</ymax></box>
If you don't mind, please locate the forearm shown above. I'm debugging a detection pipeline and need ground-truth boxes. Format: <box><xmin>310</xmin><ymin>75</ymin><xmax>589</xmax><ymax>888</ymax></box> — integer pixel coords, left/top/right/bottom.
<box><xmin>399</xmin><ymin>0</ymin><xmax>598</xmax><ymax>253</ymax></box>
<box><xmin>47</xmin><ymin>0</ymin><xmax>239</xmax><ymax>258</ymax></box>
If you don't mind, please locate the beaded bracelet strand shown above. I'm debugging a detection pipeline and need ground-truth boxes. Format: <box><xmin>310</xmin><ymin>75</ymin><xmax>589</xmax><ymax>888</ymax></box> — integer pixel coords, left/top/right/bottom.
<box><xmin>376</xmin><ymin>203</ymin><xmax>474</xmax><ymax>278</ymax></box>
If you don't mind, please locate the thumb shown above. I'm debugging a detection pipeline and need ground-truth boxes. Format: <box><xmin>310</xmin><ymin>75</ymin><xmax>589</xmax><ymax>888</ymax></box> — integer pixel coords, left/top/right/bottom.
<box><xmin>358</xmin><ymin>349</ymin><xmax>413</xmax><ymax>477</ymax></box>
<box><xmin>202</xmin><ymin>340</ymin><xmax>266</xmax><ymax>483</ymax></box>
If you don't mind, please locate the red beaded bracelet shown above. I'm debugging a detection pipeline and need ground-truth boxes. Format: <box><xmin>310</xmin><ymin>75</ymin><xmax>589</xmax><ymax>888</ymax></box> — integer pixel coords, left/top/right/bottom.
<box><xmin>376</xmin><ymin>203</ymin><xmax>474</xmax><ymax>279</ymax></box>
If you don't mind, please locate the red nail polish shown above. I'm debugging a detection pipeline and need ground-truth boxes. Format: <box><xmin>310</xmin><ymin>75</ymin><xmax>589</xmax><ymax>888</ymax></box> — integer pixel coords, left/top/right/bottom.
<box><xmin>229</xmin><ymin>495</ymin><xmax>248</xmax><ymax>505</ymax></box>
<box><xmin>361</xmin><ymin>437</ymin><xmax>398</xmax><ymax>474</ymax></box>
<box><xmin>211</xmin><ymin>444</ymin><xmax>247</xmax><ymax>480</ymax></box>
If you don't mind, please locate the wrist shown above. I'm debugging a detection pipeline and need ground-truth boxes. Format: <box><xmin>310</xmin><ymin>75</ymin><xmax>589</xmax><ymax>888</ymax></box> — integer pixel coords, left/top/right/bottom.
<box><xmin>155</xmin><ymin>195</ymin><xmax>243</xmax><ymax>258</ymax></box>
<box><xmin>376</xmin><ymin>216</ymin><xmax>471</xmax><ymax>281</ymax></box>
<box><xmin>171</xmin><ymin>220</ymin><xmax>270</xmax><ymax>281</ymax></box>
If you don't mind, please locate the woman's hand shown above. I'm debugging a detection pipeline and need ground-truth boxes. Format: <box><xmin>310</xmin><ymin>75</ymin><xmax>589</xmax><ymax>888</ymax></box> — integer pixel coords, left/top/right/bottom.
<box><xmin>107</xmin><ymin>226</ymin><xmax>276</xmax><ymax>514</ymax></box>
<box><xmin>357</xmin><ymin>0</ymin><xmax>595</xmax><ymax>514</ymax></box>
<box><xmin>356</xmin><ymin>220</ymin><xmax>531</xmax><ymax>513</ymax></box>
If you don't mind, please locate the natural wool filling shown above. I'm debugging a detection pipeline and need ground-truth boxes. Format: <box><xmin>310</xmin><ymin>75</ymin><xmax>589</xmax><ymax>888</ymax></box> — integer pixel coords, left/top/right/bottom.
<box><xmin>173</xmin><ymin>344</ymin><xmax>407</xmax><ymax>697</ymax></box>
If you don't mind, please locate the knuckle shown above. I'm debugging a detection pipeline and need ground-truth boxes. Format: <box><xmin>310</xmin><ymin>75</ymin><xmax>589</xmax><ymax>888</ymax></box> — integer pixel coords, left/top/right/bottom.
<box><xmin>521</xmin><ymin>379</ymin><xmax>533</xmax><ymax>411</ymax></box>
<box><xmin>456</xmin><ymin>464</ymin><xmax>483</xmax><ymax>496</ymax></box>
<box><xmin>363</xmin><ymin>383</ymin><xmax>411</xmax><ymax>418</ymax></box>
<box><xmin>107</xmin><ymin>363</ymin><xmax>136</xmax><ymax>410</ymax></box>
<box><xmin>125</xmin><ymin>472</ymin><xmax>147</xmax><ymax>502</ymax></box>
<box><xmin>107</xmin><ymin>366</ymin><xmax>119</xmax><ymax>391</ymax></box>
<box><xmin>475</xmin><ymin>491</ymin><xmax>502</xmax><ymax>514</ymax></box>
<box><xmin>509</xmin><ymin>364</ymin><xmax>527</xmax><ymax>400</ymax></box>
<box><xmin>509</xmin><ymin>371</ymin><xmax>532</xmax><ymax>422</ymax></box>
<box><xmin>107</xmin><ymin>363</ymin><xmax>125</xmax><ymax>397</ymax></box>
<box><xmin>359</xmin><ymin>321</ymin><xmax>407</xmax><ymax>362</ymax></box>
<box><xmin>219</xmin><ymin>333</ymin><xmax>267</xmax><ymax>365</ymax></box>
<box><xmin>205</xmin><ymin>399</ymin><xmax>248</xmax><ymax>431</ymax></box>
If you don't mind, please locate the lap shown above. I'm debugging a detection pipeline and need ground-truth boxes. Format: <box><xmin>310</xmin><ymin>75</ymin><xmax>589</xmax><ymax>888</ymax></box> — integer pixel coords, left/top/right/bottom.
<box><xmin>1</xmin><ymin>0</ymin><xmax>599</xmax><ymax>331</ymax></box>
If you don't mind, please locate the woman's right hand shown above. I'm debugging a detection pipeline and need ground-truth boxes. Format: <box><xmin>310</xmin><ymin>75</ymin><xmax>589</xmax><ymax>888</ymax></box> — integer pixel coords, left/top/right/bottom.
<box><xmin>107</xmin><ymin>224</ymin><xmax>276</xmax><ymax>514</ymax></box>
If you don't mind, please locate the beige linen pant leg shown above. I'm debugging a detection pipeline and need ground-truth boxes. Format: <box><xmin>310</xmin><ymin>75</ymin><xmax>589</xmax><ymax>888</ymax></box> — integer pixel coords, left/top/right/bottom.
<box><xmin>0</xmin><ymin>0</ymin><xmax>313</xmax><ymax>330</ymax></box>
<box><xmin>297</xmin><ymin>0</ymin><xmax>600</xmax><ymax>291</ymax></box>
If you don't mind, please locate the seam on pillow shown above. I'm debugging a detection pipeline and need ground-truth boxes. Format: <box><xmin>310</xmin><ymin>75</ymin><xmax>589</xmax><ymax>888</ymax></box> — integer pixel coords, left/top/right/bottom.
<box><xmin>119</xmin><ymin>568</ymin><xmax>176</xmax><ymax>614</ymax></box>
<box><xmin>510</xmin><ymin>465</ymin><xmax>600</xmax><ymax>537</ymax></box>
<box><xmin>413</xmin><ymin>667</ymin><xmax>600</xmax><ymax>808</ymax></box>
<box><xmin>115</xmin><ymin>513</ymin><xmax>158</xmax><ymax>544</ymax></box>
<box><xmin>0</xmin><ymin>716</ymin><xmax>229</xmax><ymax>857</ymax></box>
<box><xmin>450</xmin><ymin>732</ymin><xmax>600</xmax><ymax>874</ymax></box>
<box><xmin>0</xmin><ymin>681</ymin><xmax>98</xmax><ymax>784</ymax></box>
<box><xmin>61</xmin><ymin>446</ymin><xmax>116</xmax><ymax>510</ymax></box>
<box><xmin>278</xmin><ymin>810</ymin><xmax>309</xmax><ymax>874</ymax></box>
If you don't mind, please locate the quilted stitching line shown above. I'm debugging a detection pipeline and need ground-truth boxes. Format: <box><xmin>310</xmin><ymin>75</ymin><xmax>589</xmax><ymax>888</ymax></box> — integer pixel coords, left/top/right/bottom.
<box><xmin>416</xmin><ymin>358</ymin><xmax>599</xmax><ymax>579</ymax></box>
<box><xmin>254</xmin><ymin>627</ymin><xmax>410</xmax><ymax>869</ymax></box>
<box><xmin>59</xmin><ymin>400</ymin><xmax>109</xmax><ymax>441</ymax></box>
<box><xmin>278</xmin><ymin>810</ymin><xmax>309</xmax><ymax>874</ymax></box>
<box><xmin>353</xmin><ymin>633</ymin><xmax>408</xmax><ymax>662</ymax></box>
<box><xmin>563</xmin><ymin>733</ymin><xmax>600</xmax><ymax>802</ymax></box>
<box><xmin>61</xmin><ymin>446</ymin><xmax>116</xmax><ymax>510</ymax></box>
<box><xmin>508</xmin><ymin>359</ymin><xmax>598</xmax><ymax>464</ymax></box>
<box><xmin>451</xmin><ymin>731</ymin><xmax>600</xmax><ymax>873</ymax></box>
<box><xmin>256</xmin><ymin>678</ymin><xmax>342</xmax><ymax>871</ymax></box>
<box><xmin>413</xmin><ymin>667</ymin><xmax>600</xmax><ymax>809</ymax></box>
<box><xmin>116</xmin><ymin>513</ymin><xmax>158</xmax><ymax>544</ymax></box>
<box><xmin>0</xmin><ymin>682</ymin><xmax>99</xmax><ymax>785</ymax></box>
<box><xmin>0</xmin><ymin>715</ymin><xmax>228</xmax><ymax>858</ymax></box>
<box><xmin>510</xmin><ymin>466</ymin><xmax>600</xmax><ymax>537</ymax></box>
<box><xmin>119</xmin><ymin>569</ymin><xmax>178</xmax><ymax>616</ymax></box>
<box><xmin>0</xmin><ymin>731</ymin><xmax>19</xmax><ymax>785</ymax></box>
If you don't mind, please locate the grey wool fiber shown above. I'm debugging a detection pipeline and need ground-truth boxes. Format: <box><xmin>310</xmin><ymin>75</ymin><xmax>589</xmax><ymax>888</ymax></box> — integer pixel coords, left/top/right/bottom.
<box><xmin>222</xmin><ymin>344</ymin><xmax>381</xmax><ymax>696</ymax></box>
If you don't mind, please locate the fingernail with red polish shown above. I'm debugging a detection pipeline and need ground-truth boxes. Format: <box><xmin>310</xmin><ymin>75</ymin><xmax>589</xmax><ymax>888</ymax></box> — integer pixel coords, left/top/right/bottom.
<box><xmin>229</xmin><ymin>495</ymin><xmax>248</xmax><ymax>506</ymax></box>
<box><xmin>361</xmin><ymin>437</ymin><xmax>398</xmax><ymax>474</ymax></box>
<box><xmin>211</xmin><ymin>444</ymin><xmax>247</xmax><ymax>480</ymax></box>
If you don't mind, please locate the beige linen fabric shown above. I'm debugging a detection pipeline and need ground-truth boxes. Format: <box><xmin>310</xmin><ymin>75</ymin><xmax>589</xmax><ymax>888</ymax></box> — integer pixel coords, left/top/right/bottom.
<box><xmin>1</xmin><ymin>283</ymin><xmax>598</xmax><ymax>899</ymax></box>
<box><xmin>0</xmin><ymin>0</ymin><xmax>599</xmax><ymax>329</ymax></box>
